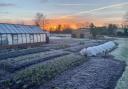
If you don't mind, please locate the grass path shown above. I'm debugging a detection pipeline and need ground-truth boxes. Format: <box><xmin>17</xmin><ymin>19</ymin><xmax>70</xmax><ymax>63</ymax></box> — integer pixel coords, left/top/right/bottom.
<box><xmin>111</xmin><ymin>38</ymin><xmax>128</xmax><ymax>89</ymax></box>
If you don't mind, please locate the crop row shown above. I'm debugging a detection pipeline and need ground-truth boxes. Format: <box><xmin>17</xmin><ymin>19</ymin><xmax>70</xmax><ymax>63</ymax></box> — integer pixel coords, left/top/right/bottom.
<box><xmin>0</xmin><ymin>50</ymin><xmax>70</xmax><ymax>72</ymax></box>
<box><xmin>1</xmin><ymin>53</ymin><xmax>85</xmax><ymax>89</ymax></box>
<box><xmin>64</xmin><ymin>42</ymin><xmax>100</xmax><ymax>52</ymax></box>
<box><xmin>42</xmin><ymin>44</ymin><xmax>70</xmax><ymax>50</ymax></box>
<box><xmin>64</xmin><ymin>45</ymin><xmax>85</xmax><ymax>52</ymax></box>
<box><xmin>0</xmin><ymin>43</ymin><xmax>71</xmax><ymax>60</ymax></box>
<box><xmin>0</xmin><ymin>47</ymin><xmax>51</xmax><ymax>60</ymax></box>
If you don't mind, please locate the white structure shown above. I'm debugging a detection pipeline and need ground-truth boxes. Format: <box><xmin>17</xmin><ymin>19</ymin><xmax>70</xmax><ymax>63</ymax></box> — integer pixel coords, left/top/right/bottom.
<box><xmin>80</xmin><ymin>41</ymin><xmax>117</xmax><ymax>57</ymax></box>
<box><xmin>0</xmin><ymin>23</ymin><xmax>48</xmax><ymax>48</ymax></box>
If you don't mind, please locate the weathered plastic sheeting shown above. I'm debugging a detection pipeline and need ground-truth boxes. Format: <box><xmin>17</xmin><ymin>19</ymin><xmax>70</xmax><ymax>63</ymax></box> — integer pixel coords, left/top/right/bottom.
<box><xmin>80</xmin><ymin>41</ymin><xmax>117</xmax><ymax>57</ymax></box>
<box><xmin>37</xmin><ymin>34</ymin><xmax>40</xmax><ymax>42</ymax></box>
<box><xmin>0</xmin><ymin>35</ymin><xmax>8</xmax><ymax>45</ymax></box>
<box><xmin>0</xmin><ymin>23</ymin><xmax>46</xmax><ymax>34</ymax></box>
<box><xmin>7</xmin><ymin>34</ymin><xmax>12</xmax><ymax>45</ymax></box>
<box><xmin>26</xmin><ymin>34</ymin><xmax>30</xmax><ymax>43</ymax></box>
<box><xmin>40</xmin><ymin>34</ymin><xmax>44</xmax><ymax>42</ymax></box>
<box><xmin>22</xmin><ymin>34</ymin><xmax>26</xmax><ymax>44</ymax></box>
<box><xmin>42</xmin><ymin>34</ymin><xmax>46</xmax><ymax>42</ymax></box>
<box><xmin>5</xmin><ymin>34</ymin><xmax>46</xmax><ymax>45</ymax></box>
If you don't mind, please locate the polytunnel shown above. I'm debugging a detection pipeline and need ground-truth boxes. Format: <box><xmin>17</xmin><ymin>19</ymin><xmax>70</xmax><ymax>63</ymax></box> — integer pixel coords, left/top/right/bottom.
<box><xmin>80</xmin><ymin>41</ymin><xmax>117</xmax><ymax>57</ymax></box>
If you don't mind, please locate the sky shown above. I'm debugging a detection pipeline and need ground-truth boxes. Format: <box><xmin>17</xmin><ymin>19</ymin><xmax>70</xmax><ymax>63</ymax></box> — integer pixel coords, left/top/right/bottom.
<box><xmin>0</xmin><ymin>0</ymin><xmax>128</xmax><ymax>28</ymax></box>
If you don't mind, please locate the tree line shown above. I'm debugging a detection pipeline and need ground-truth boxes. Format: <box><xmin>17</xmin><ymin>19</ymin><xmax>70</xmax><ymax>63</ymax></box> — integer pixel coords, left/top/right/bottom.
<box><xmin>34</xmin><ymin>12</ymin><xmax>128</xmax><ymax>37</ymax></box>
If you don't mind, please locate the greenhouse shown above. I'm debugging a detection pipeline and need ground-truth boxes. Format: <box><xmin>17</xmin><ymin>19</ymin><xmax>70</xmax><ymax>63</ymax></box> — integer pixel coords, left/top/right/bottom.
<box><xmin>0</xmin><ymin>23</ymin><xmax>48</xmax><ymax>48</ymax></box>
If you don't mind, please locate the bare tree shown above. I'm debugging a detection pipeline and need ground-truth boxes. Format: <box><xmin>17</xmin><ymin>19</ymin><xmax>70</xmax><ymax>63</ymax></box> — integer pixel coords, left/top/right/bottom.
<box><xmin>124</xmin><ymin>12</ymin><xmax>128</xmax><ymax>21</ymax></box>
<box><xmin>107</xmin><ymin>24</ymin><xmax>118</xmax><ymax>36</ymax></box>
<box><xmin>89</xmin><ymin>23</ymin><xmax>97</xmax><ymax>39</ymax></box>
<box><xmin>123</xmin><ymin>12</ymin><xmax>128</xmax><ymax>35</ymax></box>
<box><xmin>85</xmin><ymin>22</ymin><xmax>90</xmax><ymax>28</ymax></box>
<box><xmin>35</xmin><ymin>13</ymin><xmax>46</xmax><ymax>28</ymax></box>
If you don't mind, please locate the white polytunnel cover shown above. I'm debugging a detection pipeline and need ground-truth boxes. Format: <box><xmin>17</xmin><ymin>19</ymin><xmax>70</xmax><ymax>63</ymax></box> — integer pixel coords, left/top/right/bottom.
<box><xmin>80</xmin><ymin>41</ymin><xmax>117</xmax><ymax>57</ymax></box>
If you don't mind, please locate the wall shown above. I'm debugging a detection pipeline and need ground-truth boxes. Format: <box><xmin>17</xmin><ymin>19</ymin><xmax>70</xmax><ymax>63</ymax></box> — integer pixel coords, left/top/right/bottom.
<box><xmin>71</xmin><ymin>29</ymin><xmax>91</xmax><ymax>38</ymax></box>
<box><xmin>0</xmin><ymin>34</ymin><xmax>47</xmax><ymax>46</ymax></box>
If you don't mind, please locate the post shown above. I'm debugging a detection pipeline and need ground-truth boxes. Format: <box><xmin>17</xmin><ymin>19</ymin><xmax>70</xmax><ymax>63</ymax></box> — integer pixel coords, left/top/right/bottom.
<box><xmin>21</xmin><ymin>34</ymin><xmax>23</xmax><ymax>44</ymax></box>
<box><xmin>33</xmin><ymin>34</ymin><xmax>34</xmax><ymax>43</ymax></box>
<box><xmin>12</xmin><ymin>34</ymin><xmax>13</xmax><ymax>45</ymax></box>
<box><xmin>0</xmin><ymin>34</ymin><xmax>2</xmax><ymax>46</ymax></box>
<box><xmin>36</xmin><ymin>33</ymin><xmax>38</xmax><ymax>43</ymax></box>
<box><xmin>17</xmin><ymin>34</ymin><xmax>18</xmax><ymax>44</ymax></box>
<box><xmin>46</xmin><ymin>34</ymin><xmax>49</xmax><ymax>43</ymax></box>
<box><xmin>40</xmin><ymin>34</ymin><xmax>42</xmax><ymax>43</ymax></box>
<box><xmin>25</xmin><ymin>34</ymin><xmax>28</xmax><ymax>45</ymax></box>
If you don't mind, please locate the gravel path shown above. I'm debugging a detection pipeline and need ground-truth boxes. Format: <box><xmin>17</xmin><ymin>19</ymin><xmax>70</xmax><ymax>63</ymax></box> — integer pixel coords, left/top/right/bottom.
<box><xmin>39</xmin><ymin>57</ymin><xmax>126</xmax><ymax>89</ymax></box>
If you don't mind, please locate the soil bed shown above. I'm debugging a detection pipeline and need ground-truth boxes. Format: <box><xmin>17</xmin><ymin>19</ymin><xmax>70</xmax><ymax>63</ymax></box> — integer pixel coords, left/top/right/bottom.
<box><xmin>39</xmin><ymin>57</ymin><xmax>126</xmax><ymax>89</ymax></box>
<box><xmin>0</xmin><ymin>39</ymin><xmax>116</xmax><ymax>89</ymax></box>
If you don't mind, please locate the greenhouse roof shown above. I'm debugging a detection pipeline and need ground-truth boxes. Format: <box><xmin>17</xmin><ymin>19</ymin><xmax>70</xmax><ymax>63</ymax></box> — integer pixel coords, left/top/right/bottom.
<box><xmin>0</xmin><ymin>23</ymin><xmax>46</xmax><ymax>34</ymax></box>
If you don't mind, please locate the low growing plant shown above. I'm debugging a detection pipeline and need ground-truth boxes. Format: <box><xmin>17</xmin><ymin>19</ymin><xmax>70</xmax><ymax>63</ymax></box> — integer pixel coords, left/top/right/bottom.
<box><xmin>2</xmin><ymin>53</ymin><xmax>85</xmax><ymax>89</ymax></box>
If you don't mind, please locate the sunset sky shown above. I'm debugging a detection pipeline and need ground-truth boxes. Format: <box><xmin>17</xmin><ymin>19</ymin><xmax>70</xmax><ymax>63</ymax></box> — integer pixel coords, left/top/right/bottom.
<box><xmin>0</xmin><ymin>0</ymin><xmax>128</xmax><ymax>29</ymax></box>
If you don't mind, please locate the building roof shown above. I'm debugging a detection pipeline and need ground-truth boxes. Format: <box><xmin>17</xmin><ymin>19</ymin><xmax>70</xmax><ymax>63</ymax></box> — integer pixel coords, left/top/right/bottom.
<box><xmin>0</xmin><ymin>23</ymin><xmax>46</xmax><ymax>34</ymax></box>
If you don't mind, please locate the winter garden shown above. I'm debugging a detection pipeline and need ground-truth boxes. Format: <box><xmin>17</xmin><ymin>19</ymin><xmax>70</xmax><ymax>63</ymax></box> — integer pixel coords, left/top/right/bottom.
<box><xmin>0</xmin><ymin>38</ymin><xmax>126</xmax><ymax>89</ymax></box>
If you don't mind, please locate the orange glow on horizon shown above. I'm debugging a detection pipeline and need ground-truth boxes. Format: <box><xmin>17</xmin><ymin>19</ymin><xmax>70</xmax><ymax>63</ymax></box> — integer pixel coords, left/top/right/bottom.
<box><xmin>43</xmin><ymin>18</ymin><xmax>83</xmax><ymax>31</ymax></box>
<box><xmin>42</xmin><ymin>16</ymin><xmax>123</xmax><ymax>31</ymax></box>
<box><xmin>0</xmin><ymin>16</ymin><xmax>123</xmax><ymax>32</ymax></box>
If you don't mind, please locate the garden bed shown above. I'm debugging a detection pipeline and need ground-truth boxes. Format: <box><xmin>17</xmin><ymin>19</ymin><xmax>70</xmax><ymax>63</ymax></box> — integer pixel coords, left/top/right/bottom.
<box><xmin>39</xmin><ymin>57</ymin><xmax>126</xmax><ymax>89</ymax></box>
<box><xmin>0</xmin><ymin>47</ymin><xmax>50</xmax><ymax>60</ymax></box>
<box><xmin>0</xmin><ymin>50</ymin><xmax>70</xmax><ymax>72</ymax></box>
<box><xmin>0</xmin><ymin>43</ymin><xmax>71</xmax><ymax>60</ymax></box>
<box><xmin>64</xmin><ymin>42</ymin><xmax>100</xmax><ymax>52</ymax></box>
<box><xmin>0</xmin><ymin>53</ymin><xmax>85</xmax><ymax>89</ymax></box>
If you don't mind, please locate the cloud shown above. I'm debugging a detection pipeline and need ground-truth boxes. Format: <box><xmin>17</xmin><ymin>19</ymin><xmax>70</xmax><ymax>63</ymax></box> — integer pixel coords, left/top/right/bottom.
<box><xmin>60</xmin><ymin>2</ymin><xmax>128</xmax><ymax>18</ymax></box>
<box><xmin>0</xmin><ymin>3</ymin><xmax>16</xmax><ymax>7</ymax></box>
<box><xmin>40</xmin><ymin>0</ymin><xmax>48</xmax><ymax>3</ymax></box>
<box><xmin>77</xmin><ymin>2</ymin><xmax>128</xmax><ymax>15</ymax></box>
<box><xmin>0</xmin><ymin>11</ymin><xmax>9</xmax><ymax>14</ymax></box>
<box><xmin>56</xmin><ymin>3</ymin><xmax>90</xmax><ymax>6</ymax></box>
<box><xmin>104</xmin><ymin>17</ymin><xmax>122</xmax><ymax>21</ymax></box>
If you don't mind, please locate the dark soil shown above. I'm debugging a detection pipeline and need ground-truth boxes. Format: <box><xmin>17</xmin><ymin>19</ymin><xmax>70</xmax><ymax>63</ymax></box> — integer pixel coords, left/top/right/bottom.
<box><xmin>39</xmin><ymin>57</ymin><xmax>126</xmax><ymax>89</ymax></box>
<box><xmin>0</xmin><ymin>39</ymin><xmax>123</xmax><ymax>89</ymax></box>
